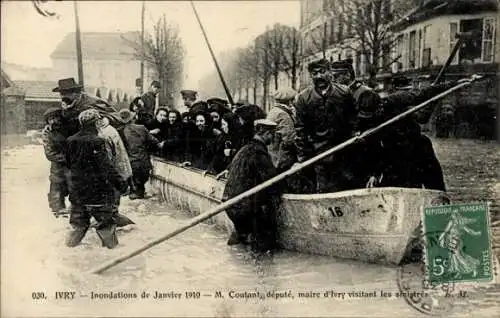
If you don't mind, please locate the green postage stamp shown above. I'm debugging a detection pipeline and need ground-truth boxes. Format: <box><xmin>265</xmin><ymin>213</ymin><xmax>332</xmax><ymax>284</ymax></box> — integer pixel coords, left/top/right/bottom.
<box><xmin>422</xmin><ymin>203</ymin><xmax>493</xmax><ymax>284</ymax></box>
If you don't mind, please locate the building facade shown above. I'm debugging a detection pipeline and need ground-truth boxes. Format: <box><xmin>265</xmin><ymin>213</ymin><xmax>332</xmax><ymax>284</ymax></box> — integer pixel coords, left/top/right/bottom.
<box><xmin>50</xmin><ymin>31</ymin><xmax>154</xmax><ymax>98</ymax></box>
<box><xmin>299</xmin><ymin>0</ymin><xmax>499</xmax><ymax>139</ymax></box>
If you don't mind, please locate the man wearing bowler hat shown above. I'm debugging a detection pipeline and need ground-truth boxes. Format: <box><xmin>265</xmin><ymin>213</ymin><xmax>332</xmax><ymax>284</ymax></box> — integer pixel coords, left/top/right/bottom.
<box><xmin>52</xmin><ymin>77</ymin><xmax>120</xmax><ymax>138</ymax></box>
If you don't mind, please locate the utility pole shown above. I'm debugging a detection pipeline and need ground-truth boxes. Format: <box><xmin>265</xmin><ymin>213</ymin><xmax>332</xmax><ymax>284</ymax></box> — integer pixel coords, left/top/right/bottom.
<box><xmin>74</xmin><ymin>0</ymin><xmax>84</xmax><ymax>88</ymax></box>
<box><xmin>140</xmin><ymin>0</ymin><xmax>145</xmax><ymax>94</ymax></box>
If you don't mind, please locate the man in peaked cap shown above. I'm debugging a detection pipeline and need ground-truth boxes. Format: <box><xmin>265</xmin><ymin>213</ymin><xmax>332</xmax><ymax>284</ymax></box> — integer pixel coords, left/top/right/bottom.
<box><xmin>267</xmin><ymin>87</ymin><xmax>298</xmax><ymax>173</ymax></box>
<box><xmin>222</xmin><ymin>118</ymin><xmax>284</xmax><ymax>252</ymax></box>
<box><xmin>294</xmin><ymin>58</ymin><xmax>357</xmax><ymax>193</ymax></box>
<box><xmin>180</xmin><ymin>89</ymin><xmax>198</xmax><ymax>109</ymax></box>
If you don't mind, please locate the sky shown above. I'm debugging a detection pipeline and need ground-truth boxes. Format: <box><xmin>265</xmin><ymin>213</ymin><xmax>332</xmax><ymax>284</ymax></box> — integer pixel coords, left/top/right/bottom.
<box><xmin>1</xmin><ymin>0</ymin><xmax>300</xmax><ymax>88</ymax></box>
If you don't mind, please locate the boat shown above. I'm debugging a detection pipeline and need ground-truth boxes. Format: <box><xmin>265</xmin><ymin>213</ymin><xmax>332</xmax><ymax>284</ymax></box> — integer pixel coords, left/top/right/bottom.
<box><xmin>149</xmin><ymin>156</ymin><xmax>450</xmax><ymax>265</ymax></box>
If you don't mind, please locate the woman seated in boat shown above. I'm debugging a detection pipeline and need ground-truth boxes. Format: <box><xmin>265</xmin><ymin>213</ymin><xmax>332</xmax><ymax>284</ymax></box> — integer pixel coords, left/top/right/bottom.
<box><xmin>162</xmin><ymin>109</ymin><xmax>185</xmax><ymax>162</ymax></box>
<box><xmin>206</xmin><ymin>112</ymin><xmax>237</xmax><ymax>175</ymax></box>
<box><xmin>147</xmin><ymin>107</ymin><xmax>169</xmax><ymax>144</ymax></box>
<box><xmin>182</xmin><ymin>112</ymin><xmax>217</xmax><ymax>170</ymax></box>
<box><xmin>207</xmin><ymin>98</ymin><xmax>231</xmax><ymax>132</ymax></box>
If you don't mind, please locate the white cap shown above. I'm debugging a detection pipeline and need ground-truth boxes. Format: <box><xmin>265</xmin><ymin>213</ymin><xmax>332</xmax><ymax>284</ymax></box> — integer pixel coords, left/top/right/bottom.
<box><xmin>254</xmin><ymin>118</ymin><xmax>278</xmax><ymax>128</ymax></box>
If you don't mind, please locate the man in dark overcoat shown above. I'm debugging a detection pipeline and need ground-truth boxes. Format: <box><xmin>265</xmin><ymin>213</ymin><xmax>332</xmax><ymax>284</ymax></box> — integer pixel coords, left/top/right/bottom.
<box><xmin>117</xmin><ymin>109</ymin><xmax>163</xmax><ymax>199</ymax></box>
<box><xmin>140</xmin><ymin>80</ymin><xmax>161</xmax><ymax>122</ymax></box>
<box><xmin>42</xmin><ymin>108</ymin><xmax>70</xmax><ymax>216</ymax></box>
<box><xmin>222</xmin><ymin>119</ymin><xmax>283</xmax><ymax>252</ymax></box>
<box><xmin>65</xmin><ymin>109</ymin><xmax>128</xmax><ymax>248</ymax></box>
<box><xmin>294</xmin><ymin>58</ymin><xmax>357</xmax><ymax>193</ymax></box>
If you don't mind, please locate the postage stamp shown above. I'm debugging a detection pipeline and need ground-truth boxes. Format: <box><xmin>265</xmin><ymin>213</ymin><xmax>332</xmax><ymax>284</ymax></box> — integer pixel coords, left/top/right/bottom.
<box><xmin>421</xmin><ymin>202</ymin><xmax>493</xmax><ymax>284</ymax></box>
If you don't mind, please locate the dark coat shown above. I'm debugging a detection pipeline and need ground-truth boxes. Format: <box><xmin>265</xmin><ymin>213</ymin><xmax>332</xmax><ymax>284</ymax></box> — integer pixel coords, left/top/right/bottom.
<box><xmin>294</xmin><ymin>83</ymin><xmax>356</xmax><ymax>161</ymax></box>
<box><xmin>66</xmin><ymin>127</ymin><xmax>127</xmax><ymax>206</ymax></box>
<box><xmin>146</xmin><ymin>119</ymin><xmax>169</xmax><ymax>142</ymax></box>
<box><xmin>163</xmin><ymin>122</ymin><xmax>185</xmax><ymax>162</ymax></box>
<box><xmin>185</xmin><ymin>127</ymin><xmax>217</xmax><ymax>170</ymax></box>
<box><xmin>222</xmin><ymin>138</ymin><xmax>282</xmax><ymax>236</ymax></box>
<box><xmin>61</xmin><ymin>93</ymin><xmax>120</xmax><ymax>138</ymax></box>
<box><xmin>119</xmin><ymin>123</ymin><xmax>159</xmax><ymax>172</ymax></box>
<box><xmin>43</xmin><ymin>127</ymin><xmax>69</xmax><ymax>183</ymax></box>
<box><xmin>207</xmin><ymin>132</ymin><xmax>234</xmax><ymax>174</ymax></box>
<box><xmin>359</xmin><ymin>83</ymin><xmax>454</xmax><ymax>190</ymax></box>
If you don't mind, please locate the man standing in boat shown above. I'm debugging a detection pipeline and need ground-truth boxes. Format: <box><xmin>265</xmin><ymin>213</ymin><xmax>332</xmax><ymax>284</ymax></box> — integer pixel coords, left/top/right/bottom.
<box><xmin>222</xmin><ymin>119</ymin><xmax>284</xmax><ymax>252</ymax></box>
<box><xmin>294</xmin><ymin>59</ymin><xmax>357</xmax><ymax>193</ymax></box>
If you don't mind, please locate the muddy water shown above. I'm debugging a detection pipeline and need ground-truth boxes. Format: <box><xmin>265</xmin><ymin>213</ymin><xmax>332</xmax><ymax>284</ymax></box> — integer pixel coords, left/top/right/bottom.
<box><xmin>1</xmin><ymin>140</ymin><xmax>499</xmax><ymax>317</ymax></box>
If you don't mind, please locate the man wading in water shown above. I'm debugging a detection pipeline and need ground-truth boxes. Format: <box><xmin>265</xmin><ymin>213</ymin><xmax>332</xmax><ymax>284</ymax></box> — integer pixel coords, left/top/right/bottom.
<box><xmin>222</xmin><ymin>119</ymin><xmax>284</xmax><ymax>252</ymax></box>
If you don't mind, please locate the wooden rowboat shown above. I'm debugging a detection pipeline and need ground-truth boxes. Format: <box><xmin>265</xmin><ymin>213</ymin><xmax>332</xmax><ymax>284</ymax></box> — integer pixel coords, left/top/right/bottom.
<box><xmin>150</xmin><ymin>156</ymin><xmax>449</xmax><ymax>265</ymax></box>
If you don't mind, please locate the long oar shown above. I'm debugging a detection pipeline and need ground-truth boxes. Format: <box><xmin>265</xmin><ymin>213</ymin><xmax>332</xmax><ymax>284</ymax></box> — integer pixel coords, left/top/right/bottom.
<box><xmin>90</xmin><ymin>76</ymin><xmax>482</xmax><ymax>275</ymax></box>
<box><xmin>190</xmin><ymin>1</ymin><xmax>235</xmax><ymax>106</ymax></box>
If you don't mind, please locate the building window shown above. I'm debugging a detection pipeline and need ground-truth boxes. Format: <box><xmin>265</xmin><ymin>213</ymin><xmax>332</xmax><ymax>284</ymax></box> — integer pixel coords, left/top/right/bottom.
<box><xmin>482</xmin><ymin>18</ymin><xmax>496</xmax><ymax>62</ymax></box>
<box><xmin>416</xmin><ymin>30</ymin><xmax>422</xmax><ymax>69</ymax></box>
<box><xmin>346</xmin><ymin>14</ymin><xmax>352</xmax><ymax>37</ymax></box>
<box><xmin>449</xmin><ymin>22</ymin><xmax>459</xmax><ymax>64</ymax></box>
<box><xmin>459</xmin><ymin>19</ymin><xmax>483</xmax><ymax>63</ymax></box>
<box><xmin>409</xmin><ymin>30</ymin><xmax>417</xmax><ymax>69</ymax></box>
<box><xmin>382</xmin><ymin>43</ymin><xmax>391</xmax><ymax>72</ymax></box>
<box><xmin>329</xmin><ymin>18</ymin><xmax>336</xmax><ymax>45</ymax></box>
<box><xmin>337</xmin><ymin>15</ymin><xmax>344</xmax><ymax>42</ymax></box>
<box><xmin>422</xmin><ymin>25</ymin><xmax>431</xmax><ymax>67</ymax></box>
<box><xmin>396</xmin><ymin>34</ymin><xmax>404</xmax><ymax>71</ymax></box>
<box><xmin>355</xmin><ymin>50</ymin><xmax>361</xmax><ymax>76</ymax></box>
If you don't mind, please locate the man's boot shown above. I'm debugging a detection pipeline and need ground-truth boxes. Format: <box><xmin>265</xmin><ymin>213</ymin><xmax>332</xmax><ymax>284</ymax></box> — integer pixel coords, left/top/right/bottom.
<box><xmin>66</xmin><ymin>227</ymin><xmax>88</xmax><ymax>247</ymax></box>
<box><xmin>95</xmin><ymin>224</ymin><xmax>119</xmax><ymax>249</ymax></box>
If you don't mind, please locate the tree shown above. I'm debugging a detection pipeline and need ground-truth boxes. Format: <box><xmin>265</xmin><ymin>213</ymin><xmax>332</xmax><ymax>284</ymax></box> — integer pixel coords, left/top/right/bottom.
<box><xmin>125</xmin><ymin>14</ymin><xmax>185</xmax><ymax>106</ymax></box>
<box><xmin>305</xmin><ymin>0</ymin><xmax>415</xmax><ymax>83</ymax></box>
<box><xmin>198</xmin><ymin>24</ymin><xmax>302</xmax><ymax>106</ymax></box>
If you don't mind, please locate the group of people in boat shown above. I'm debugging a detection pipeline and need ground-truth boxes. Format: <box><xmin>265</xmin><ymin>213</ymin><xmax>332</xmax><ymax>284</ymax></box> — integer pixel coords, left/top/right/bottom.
<box><xmin>42</xmin><ymin>57</ymin><xmax>465</xmax><ymax>252</ymax></box>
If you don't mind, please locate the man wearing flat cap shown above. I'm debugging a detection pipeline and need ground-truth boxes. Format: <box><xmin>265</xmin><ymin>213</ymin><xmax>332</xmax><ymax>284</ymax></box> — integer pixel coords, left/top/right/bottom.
<box><xmin>180</xmin><ymin>89</ymin><xmax>198</xmax><ymax>110</ymax></box>
<box><xmin>294</xmin><ymin>58</ymin><xmax>357</xmax><ymax>193</ymax></box>
<box><xmin>65</xmin><ymin>109</ymin><xmax>129</xmax><ymax>249</ymax></box>
<box><xmin>267</xmin><ymin>87</ymin><xmax>298</xmax><ymax>173</ymax></box>
<box><xmin>222</xmin><ymin>118</ymin><xmax>284</xmax><ymax>252</ymax></box>
<box><xmin>51</xmin><ymin>77</ymin><xmax>121</xmax><ymax>138</ymax></box>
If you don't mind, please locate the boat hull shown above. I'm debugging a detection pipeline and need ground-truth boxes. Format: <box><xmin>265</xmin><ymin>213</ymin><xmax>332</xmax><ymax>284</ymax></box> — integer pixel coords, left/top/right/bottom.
<box><xmin>150</xmin><ymin>157</ymin><xmax>449</xmax><ymax>265</ymax></box>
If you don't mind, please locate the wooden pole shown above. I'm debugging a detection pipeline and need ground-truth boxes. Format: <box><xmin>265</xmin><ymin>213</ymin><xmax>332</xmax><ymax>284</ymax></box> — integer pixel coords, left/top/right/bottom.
<box><xmin>90</xmin><ymin>76</ymin><xmax>483</xmax><ymax>275</ymax></box>
<box><xmin>140</xmin><ymin>0</ymin><xmax>145</xmax><ymax>94</ymax></box>
<box><xmin>432</xmin><ymin>32</ymin><xmax>472</xmax><ymax>86</ymax></box>
<box><xmin>190</xmin><ymin>1</ymin><xmax>235</xmax><ymax>105</ymax></box>
<box><xmin>73</xmin><ymin>0</ymin><xmax>84</xmax><ymax>88</ymax></box>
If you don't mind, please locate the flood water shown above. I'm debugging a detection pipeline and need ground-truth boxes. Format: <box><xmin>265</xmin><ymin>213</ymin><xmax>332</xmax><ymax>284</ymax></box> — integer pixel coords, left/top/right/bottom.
<box><xmin>1</xmin><ymin>139</ymin><xmax>499</xmax><ymax>317</ymax></box>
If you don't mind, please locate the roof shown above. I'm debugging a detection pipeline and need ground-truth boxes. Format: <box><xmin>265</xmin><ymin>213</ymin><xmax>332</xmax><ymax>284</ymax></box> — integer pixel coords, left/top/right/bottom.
<box><xmin>13</xmin><ymin>80</ymin><xmax>60</xmax><ymax>101</ymax></box>
<box><xmin>392</xmin><ymin>0</ymin><xmax>498</xmax><ymax>31</ymax></box>
<box><xmin>51</xmin><ymin>32</ymin><xmax>141</xmax><ymax>60</ymax></box>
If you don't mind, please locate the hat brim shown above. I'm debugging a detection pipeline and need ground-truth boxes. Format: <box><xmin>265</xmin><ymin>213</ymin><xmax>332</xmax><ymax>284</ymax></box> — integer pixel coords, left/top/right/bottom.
<box><xmin>357</xmin><ymin>111</ymin><xmax>375</xmax><ymax>119</ymax></box>
<box><xmin>52</xmin><ymin>85</ymin><xmax>83</xmax><ymax>93</ymax></box>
